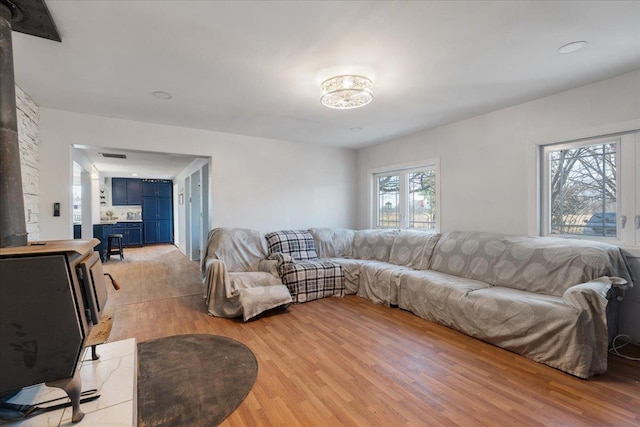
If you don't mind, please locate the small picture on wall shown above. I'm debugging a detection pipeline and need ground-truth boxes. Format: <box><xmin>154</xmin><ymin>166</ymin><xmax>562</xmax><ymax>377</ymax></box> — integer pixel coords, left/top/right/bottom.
<box><xmin>179</xmin><ymin>192</ymin><xmax>184</xmax><ymax>205</ymax></box>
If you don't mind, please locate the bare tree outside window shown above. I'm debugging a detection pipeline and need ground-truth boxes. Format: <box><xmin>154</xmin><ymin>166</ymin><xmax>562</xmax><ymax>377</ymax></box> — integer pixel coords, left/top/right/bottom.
<box><xmin>378</xmin><ymin>175</ymin><xmax>400</xmax><ymax>228</ymax></box>
<box><xmin>409</xmin><ymin>171</ymin><xmax>436</xmax><ymax>229</ymax></box>
<box><xmin>376</xmin><ymin>169</ymin><xmax>436</xmax><ymax>229</ymax></box>
<box><xmin>549</xmin><ymin>142</ymin><xmax>616</xmax><ymax>237</ymax></box>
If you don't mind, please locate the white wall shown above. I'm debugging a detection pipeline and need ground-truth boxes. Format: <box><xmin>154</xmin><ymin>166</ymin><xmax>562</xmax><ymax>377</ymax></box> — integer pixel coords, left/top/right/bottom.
<box><xmin>37</xmin><ymin>109</ymin><xmax>357</xmax><ymax>241</ymax></box>
<box><xmin>357</xmin><ymin>70</ymin><xmax>640</xmax><ymax>233</ymax></box>
<box><xmin>357</xmin><ymin>70</ymin><xmax>640</xmax><ymax>342</ymax></box>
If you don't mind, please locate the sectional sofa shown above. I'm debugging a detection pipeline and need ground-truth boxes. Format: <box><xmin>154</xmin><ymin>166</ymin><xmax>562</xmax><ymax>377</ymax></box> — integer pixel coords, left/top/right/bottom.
<box><xmin>202</xmin><ymin>227</ymin><xmax>634</xmax><ymax>378</ymax></box>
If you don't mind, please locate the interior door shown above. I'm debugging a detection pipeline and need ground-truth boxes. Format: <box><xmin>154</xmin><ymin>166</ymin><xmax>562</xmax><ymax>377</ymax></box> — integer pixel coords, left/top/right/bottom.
<box><xmin>190</xmin><ymin>171</ymin><xmax>201</xmax><ymax>261</ymax></box>
<box><xmin>185</xmin><ymin>176</ymin><xmax>191</xmax><ymax>256</ymax></box>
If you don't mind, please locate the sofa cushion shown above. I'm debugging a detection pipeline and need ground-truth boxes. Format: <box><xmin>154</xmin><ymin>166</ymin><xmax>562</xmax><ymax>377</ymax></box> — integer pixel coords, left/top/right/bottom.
<box><xmin>279</xmin><ymin>259</ymin><xmax>344</xmax><ymax>303</ymax></box>
<box><xmin>238</xmin><ymin>285</ymin><xmax>292</xmax><ymax>322</ymax></box>
<box><xmin>459</xmin><ymin>287</ymin><xmax>600</xmax><ymax>378</ymax></box>
<box><xmin>265</xmin><ymin>230</ymin><xmax>318</xmax><ymax>261</ymax></box>
<box><xmin>357</xmin><ymin>260</ymin><xmax>411</xmax><ymax>306</ymax></box>
<box><xmin>397</xmin><ymin>269</ymin><xmax>491</xmax><ymax>328</ymax></box>
<box><xmin>308</xmin><ymin>227</ymin><xmax>355</xmax><ymax>258</ymax></box>
<box><xmin>431</xmin><ymin>231</ymin><xmax>633</xmax><ymax>296</ymax></box>
<box><xmin>389</xmin><ymin>230</ymin><xmax>441</xmax><ymax>269</ymax></box>
<box><xmin>353</xmin><ymin>229</ymin><xmax>399</xmax><ymax>262</ymax></box>
<box><xmin>324</xmin><ymin>257</ymin><xmax>362</xmax><ymax>295</ymax></box>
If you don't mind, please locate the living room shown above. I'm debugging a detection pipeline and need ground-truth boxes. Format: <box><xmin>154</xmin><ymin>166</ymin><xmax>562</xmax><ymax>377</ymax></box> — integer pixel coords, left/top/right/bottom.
<box><xmin>1</xmin><ymin>1</ymin><xmax>639</xmax><ymax>425</ymax></box>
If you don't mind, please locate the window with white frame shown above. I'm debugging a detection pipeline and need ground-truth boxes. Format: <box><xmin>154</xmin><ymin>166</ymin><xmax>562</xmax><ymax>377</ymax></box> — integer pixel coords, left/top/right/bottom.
<box><xmin>540</xmin><ymin>130</ymin><xmax>640</xmax><ymax>246</ymax></box>
<box><xmin>374</xmin><ymin>164</ymin><xmax>438</xmax><ymax>230</ymax></box>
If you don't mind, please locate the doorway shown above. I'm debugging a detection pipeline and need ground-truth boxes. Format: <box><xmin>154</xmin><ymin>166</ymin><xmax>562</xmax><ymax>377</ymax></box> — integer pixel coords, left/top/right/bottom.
<box><xmin>190</xmin><ymin>170</ymin><xmax>201</xmax><ymax>261</ymax></box>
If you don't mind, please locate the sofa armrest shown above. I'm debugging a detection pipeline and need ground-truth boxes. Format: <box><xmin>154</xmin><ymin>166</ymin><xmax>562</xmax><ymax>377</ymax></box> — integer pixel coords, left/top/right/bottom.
<box><xmin>258</xmin><ymin>259</ymin><xmax>280</xmax><ymax>276</ymax></box>
<box><xmin>267</xmin><ymin>252</ymin><xmax>295</xmax><ymax>267</ymax></box>
<box><xmin>608</xmin><ymin>276</ymin><xmax>632</xmax><ymax>301</ymax></box>
<box><xmin>202</xmin><ymin>257</ymin><xmax>238</xmax><ymax>304</ymax></box>
<box><xmin>562</xmin><ymin>276</ymin><xmax>628</xmax><ymax>310</ymax></box>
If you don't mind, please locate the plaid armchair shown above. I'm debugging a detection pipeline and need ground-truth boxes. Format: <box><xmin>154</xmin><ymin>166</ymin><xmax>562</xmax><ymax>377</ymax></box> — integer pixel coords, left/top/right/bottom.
<box><xmin>265</xmin><ymin>230</ymin><xmax>345</xmax><ymax>303</ymax></box>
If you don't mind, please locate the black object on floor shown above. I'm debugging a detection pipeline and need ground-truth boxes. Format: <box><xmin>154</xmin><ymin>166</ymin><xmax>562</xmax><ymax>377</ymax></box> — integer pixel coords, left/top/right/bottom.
<box><xmin>106</xmin><ymin>234</ymin><xmax>124</xmax><ymax>261</ymax></box>
<box><xmin>137</xmin><ymin>334</ymin><xmax>258</xmax><ymax>427</ymax></box>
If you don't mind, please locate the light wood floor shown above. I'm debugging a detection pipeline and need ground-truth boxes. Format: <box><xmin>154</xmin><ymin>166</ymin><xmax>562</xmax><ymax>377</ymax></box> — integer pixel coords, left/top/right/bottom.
<box><xmin>103</xmin><ymin>245</ymin><xmax>640</xmax><ymax>426</ymax></box>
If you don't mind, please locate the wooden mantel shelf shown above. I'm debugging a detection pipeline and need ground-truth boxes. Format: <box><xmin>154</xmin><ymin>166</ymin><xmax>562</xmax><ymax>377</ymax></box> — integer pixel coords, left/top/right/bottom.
<box><xmin>0</xmin><ymin>238</ymin><xmax>99</xmax><ymax>256</ymax></box>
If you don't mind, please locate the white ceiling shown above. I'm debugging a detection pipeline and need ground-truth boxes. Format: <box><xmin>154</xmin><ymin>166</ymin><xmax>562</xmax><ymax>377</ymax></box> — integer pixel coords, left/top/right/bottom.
<box><xmin>73</xmin><ymin>145</ymin><xmax>205</xmax><ymax>180</ymax></box>
<box><xmin>12</xmin><ymin>0</ymin><xmax>640</xmax><ymax>153</ymax></box>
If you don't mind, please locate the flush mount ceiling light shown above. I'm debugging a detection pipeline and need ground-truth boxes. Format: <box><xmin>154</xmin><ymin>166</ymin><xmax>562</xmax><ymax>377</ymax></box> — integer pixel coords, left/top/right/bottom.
<box><xmin>557</xmin><ymin>41</ymin><xmax>588</xmax><ymax>54</ymax></box>
<box><xmin>320</xmin><ymin>75</ymin><xmax>373</xmax><ymax>109</ymax></box>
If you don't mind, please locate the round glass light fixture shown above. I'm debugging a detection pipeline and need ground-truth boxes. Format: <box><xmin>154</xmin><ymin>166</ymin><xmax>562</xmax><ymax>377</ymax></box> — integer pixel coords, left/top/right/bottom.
<box><xmin>557</xmin><ymin>41</ymin><xmax>587</xmax><ymax>54</ymax></box>
<box><xmin>320</xmin><ymin>75</ymin><xmax>373</xmax><ymax>109</ymax></box>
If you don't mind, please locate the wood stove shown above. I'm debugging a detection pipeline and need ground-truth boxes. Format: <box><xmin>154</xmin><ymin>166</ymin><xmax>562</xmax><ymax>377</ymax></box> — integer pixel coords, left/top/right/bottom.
<box><xmin>0</xmin><ymin>239</ymin><xmax>109</xmax><ymax>422</ymax></box>
<box><xmin>0</xmin><ymin>3</ymin><xmax>110</xmax><ymax>422</ymax></box>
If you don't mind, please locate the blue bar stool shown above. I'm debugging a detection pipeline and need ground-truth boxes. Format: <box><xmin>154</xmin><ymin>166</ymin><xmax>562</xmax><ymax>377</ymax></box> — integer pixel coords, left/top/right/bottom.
<box><xmin>106</xmin><ymin>234</ymin><xmax>124</xmax><ymax>261</ymax></box>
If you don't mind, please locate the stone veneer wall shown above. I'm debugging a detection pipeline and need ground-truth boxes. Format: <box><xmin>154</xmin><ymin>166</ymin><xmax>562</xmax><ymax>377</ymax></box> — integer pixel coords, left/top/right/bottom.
<box><xmin>15</xmin><ymin>85</ymin><xmax>40</xmax><ymax>241</ymax></box>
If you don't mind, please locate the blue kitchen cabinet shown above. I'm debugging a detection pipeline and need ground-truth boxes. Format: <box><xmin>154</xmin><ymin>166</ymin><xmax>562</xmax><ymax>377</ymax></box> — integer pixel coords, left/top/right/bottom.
<box><xmin>143</xmin><ymin>220</ymin><xmax>158</xmax><ymax>243</ymax></box>
<box><xmin>127</xmin><ymin>223</ymin><xmax>143</xmax><ymax>246</ymax></box>
<box><xmin>111</xmin><ymin>178</ymin><xmax>127</xmax><ymax>206</ymax></box>
<box><xmin>112</xmin><ymin>178</ymin><xmax>142</xmax><ymax>206</ymax></box>
<box><xmin>126</xmin><ymin>179</ymin><xmax>142</xmax><ymax>205</ymax></box>
<box><xmin>157</xmin><ymin>197</ymin><xmax>172</xmax><ymax>220</ymax></box>
<box><xmin>142</xmin><ymin>197</ymin><xmax>157</xmax><ymax>219</ymax></box>
<box><xmin>93</xmin><ymin>224</ymin><xmax>114</xmax><ymax>261</ymax></box>
<box><xmin>142</xmin><ymin>179</ymin><xmax>172</xmax><ymax>197</ymax></box>
<box><xmin>143</xmin><ymin>220</ymin><xmax>172</xmax><ymax>244</ymax></box>
<box><xmin>142</xmin><ymin>179</ymin><xmax>173</xmax><ymax>244</ymax></box>
<box><xmin>111</xmin><ymin>222</ymin><xmax>143</xmax><ymax>247</ymax></box>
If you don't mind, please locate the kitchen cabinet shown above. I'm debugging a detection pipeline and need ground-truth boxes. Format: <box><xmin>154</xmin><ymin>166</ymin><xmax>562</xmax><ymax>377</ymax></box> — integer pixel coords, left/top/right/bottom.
<box><xmin>142</xmin><ymin>179</ymin><xmax>172</xmax><ymax>197</ymax></box>
<box><xmin>93</xmin><ymin>224</ymin><xmax>113</xmax><ymax>261</ymax></box>
<box><xmin>142</xmin><ymin>179</ymin><xmax>173</xmax><ymax>244</ymax></box>
<box><xmin>143</xmin><ymin>220</ymin><xmax>172</xmax><ymax>244</ymax></box>
<box><xmin>111</xmin><ymin>222</ymin><xmax>143</xmax><ymax>247</ymax></box>
<box><xmin>112</xmin><ymin>178</ymin><xmax>142</xmax><ymax>206</ymax></box>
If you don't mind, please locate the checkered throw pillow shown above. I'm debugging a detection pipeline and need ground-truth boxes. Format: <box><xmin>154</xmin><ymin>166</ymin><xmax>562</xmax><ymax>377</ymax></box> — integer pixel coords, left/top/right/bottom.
<box><xmin>265</xmin><ymin>230</ymin><xmax>318</xmax><ymax>261</ymax></box>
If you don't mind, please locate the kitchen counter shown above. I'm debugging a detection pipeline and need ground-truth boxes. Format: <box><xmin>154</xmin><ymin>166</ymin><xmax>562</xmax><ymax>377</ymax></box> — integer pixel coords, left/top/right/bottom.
<box><xmin>99</xmin><ymin>219</ymin><xmax>143</xmax><ymax>224</ymax></box>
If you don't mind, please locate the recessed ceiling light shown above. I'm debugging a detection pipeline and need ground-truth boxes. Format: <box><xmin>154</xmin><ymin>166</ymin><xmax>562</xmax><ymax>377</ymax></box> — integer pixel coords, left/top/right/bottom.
<box><xmin>350</xmin><ymin>127</ymin><xmax>363</xmax><ymax>132</ymax></box>
<box><xmin>132</xmin><ymin>173</ymin><xmax>138</xmax><ymax>177</ymax></box>
<box><xmin>152</xmin><ymin>91</ymin><xmax>173</xmax><ymax>99</ymax></box>
<box><xmin>557</xmin><ymin>41</ymin><xmax>587</xmax><ymax>54</ymax></box>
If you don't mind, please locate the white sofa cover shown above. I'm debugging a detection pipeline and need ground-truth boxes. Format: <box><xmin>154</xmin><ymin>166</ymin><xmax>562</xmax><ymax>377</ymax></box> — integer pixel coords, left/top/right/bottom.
<box><xmin>308</xmin><ymin>228</ymin><xmax>633</xmax><ymax>378</ymax></box>
<box><xmin>201</xmin><ymin>228</ymin><xmax>291</xmax><ymax>321</ymax></box>
<box><xmin>202</xmin><ymin>227</ymin><xmax>633</xmax><ymax>377</ymax></box>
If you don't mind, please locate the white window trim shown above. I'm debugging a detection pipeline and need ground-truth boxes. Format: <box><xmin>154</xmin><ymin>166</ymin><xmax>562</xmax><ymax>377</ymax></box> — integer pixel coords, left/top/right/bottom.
<box><xmin>368</xmin><ymin>158</ymin><xmax>440</xmax><ymax>231</ymax></box>
<box><xmin>528</xmin><ymin>119</ymin><xmax>640</xmax><ymax>238</ymax></box>
<box><xmin>534</xmin><ymin>127</ymin><xmax>640</xmax><ymax>256</ymax></box>
<box><xmin>540</xmin><ymin>135</ymin><xmax>621</xmax><ymax>243</ymax></box>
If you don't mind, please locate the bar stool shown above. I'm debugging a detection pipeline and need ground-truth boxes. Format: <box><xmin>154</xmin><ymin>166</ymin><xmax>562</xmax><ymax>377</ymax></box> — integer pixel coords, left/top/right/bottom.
<box><xmin>106</xmin><ymin>234</ymin><xmax>124</xmax><ymax>261</ymax></box>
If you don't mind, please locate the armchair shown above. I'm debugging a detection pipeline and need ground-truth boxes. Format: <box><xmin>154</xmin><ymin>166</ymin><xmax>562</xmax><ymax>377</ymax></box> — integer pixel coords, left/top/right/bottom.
<box><xmin>265</xmin><ymin>230</ymin><xmax>345</xmax><ymax>303</ymax></box>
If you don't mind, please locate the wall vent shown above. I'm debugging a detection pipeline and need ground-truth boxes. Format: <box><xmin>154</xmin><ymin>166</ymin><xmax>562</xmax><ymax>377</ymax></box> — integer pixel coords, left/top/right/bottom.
<box><xmin>100</xmin><ymin>153</ymin><xmax>127</xmax><ymax>159</ymax></box>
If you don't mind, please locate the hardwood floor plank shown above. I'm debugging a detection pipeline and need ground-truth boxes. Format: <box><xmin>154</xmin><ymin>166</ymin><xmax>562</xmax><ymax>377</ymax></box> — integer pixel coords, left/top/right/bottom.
<box><xmin>103</xmin><ymin>245</ymin><xmax>640</xmax><ymax>426</ymax></box>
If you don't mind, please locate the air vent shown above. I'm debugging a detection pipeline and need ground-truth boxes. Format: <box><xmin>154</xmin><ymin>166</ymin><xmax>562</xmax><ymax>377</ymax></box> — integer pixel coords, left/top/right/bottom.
<box><xmin>100</xmin><ymin>153</ymin><xmax>127</xmax><ymax>159</ymax></box>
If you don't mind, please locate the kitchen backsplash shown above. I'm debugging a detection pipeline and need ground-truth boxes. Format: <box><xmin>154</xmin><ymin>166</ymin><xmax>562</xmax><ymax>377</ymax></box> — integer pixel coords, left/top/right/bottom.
<box><xmin>100</xmin><ymin>206</ymin><xmax>142</xmax><ymax>221</ymax></box>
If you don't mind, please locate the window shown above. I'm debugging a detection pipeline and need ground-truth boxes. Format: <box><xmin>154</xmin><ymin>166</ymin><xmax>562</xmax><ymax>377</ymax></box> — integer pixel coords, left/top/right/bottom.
<box><xmin>540</xmin><ymin>131</ymin><xmax>640</xmax><ymax>246</ymax></box>
<box><xmin>374</xmin><ymin>163</ymin><xmax>438</xmax><ymax>230</ymax></box>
